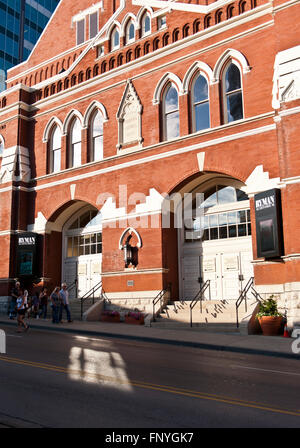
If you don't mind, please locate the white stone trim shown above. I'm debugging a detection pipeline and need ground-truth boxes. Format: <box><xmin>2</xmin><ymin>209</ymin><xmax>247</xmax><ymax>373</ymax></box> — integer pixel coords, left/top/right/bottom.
<box><xmin>153</xmin><ymin>72</ymin><xmax>184</xmax><ymax>105</ymax></box>
<box><xmin>0</xmin><ymin>145</ymin><xmax>31</xmax><ymax>184</ymax></box>
<box><xmin>243</xmin><ymin>165</ymin><xmax>281</xmax><ymax>196</ymax></box>
<box><xmin>183</xmin><ymin>61</ymin><xmax>214</xmax><ymax>93</ymax></box>
<box><xmin>119</xmin><ymin>227</ymin><xmax>142</xmax><ymax>249</ymax></box>
<box><xmin>42</xmin><ymin>117</ymin><xmax>63</xmax><ymax>143</ymax></box>
<box><xmin>83</xmin><ymin>101</ymin><xmax>108</xmax><ymax>128</ymax></box>
<box><xmin>212</xmin><ymin>48</ymin><xmax>251</xmax><ymax>83</ymax></box>
<box><xmin>72</xmin><ymin>2</ymin><xmax>103</xmax><ymax>24</ymax></box>
<box><xmin>62</xmin><ymin>109</ymin><xmax>84</xmax><ymax>135</ymax></box>
<box><xmin>17</xmin><ymin>122</ymin><xmax>275</xmax><ymax>192</ymax></box>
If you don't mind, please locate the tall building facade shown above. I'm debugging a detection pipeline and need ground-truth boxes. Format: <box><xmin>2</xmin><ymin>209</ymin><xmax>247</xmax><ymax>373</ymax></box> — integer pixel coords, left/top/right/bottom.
<box><xmin>0</xmin><ymin>0</ymin><xmax>60</xmax><ymax>91</ymax></box>
<box><xmin>0</xmin><ymin>0</ymin><xmax>299</xmax><ymax>329</ymax></box>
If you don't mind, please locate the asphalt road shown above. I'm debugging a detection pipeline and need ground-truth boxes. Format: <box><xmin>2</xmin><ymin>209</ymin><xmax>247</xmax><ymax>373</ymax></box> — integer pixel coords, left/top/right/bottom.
<box><xmin>0</xmin><ymin>323</ymin><xmax>299</xmax><ymax>429</ymax></box>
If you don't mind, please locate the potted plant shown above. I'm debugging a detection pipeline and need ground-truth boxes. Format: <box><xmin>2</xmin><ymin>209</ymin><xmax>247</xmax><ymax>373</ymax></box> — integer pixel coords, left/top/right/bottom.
<box><xmin>100</xmin><ymin>310</ymin><xmax>120</xmax><ymax>323</ymax></box>
<box><xmin>256</xmin><ymin>296</ymin><xmax>283</xmax><ymax>336</ymax></box>
<box><xmin>125</xmin><ymin>311</ymin><xmax>144</xmax><ymax>325</ymax></box>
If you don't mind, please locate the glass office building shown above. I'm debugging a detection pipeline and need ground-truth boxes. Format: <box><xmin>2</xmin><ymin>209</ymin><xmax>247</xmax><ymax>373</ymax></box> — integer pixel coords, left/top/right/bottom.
<box><xmin>0</xmin><ymin>0</ymin><xmax>60</xmax><ymax>91</ymax></box>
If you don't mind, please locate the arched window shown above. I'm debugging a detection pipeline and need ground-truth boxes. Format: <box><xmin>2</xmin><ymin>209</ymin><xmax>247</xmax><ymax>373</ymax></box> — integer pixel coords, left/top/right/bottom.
<box><xmin>216</xmin><ymin>10</ymin><xmax>223</xmax><ymax>23</ymax></box>
<box><xmin>185</xmin><ymin>185</ymin><xmax>250</xmax><ymax>242</ymax></box>
<box><xmin>90</xmin><ymin>110</ymin><xmax>104</xmax><ymax>162</ymax></box>
<box><xmin>70</xmin><ymin>118</ymin><xmax>82</xmax><ymax>167</ymax></box>
<box><xmin>223</xmin><ymin>62</ymin><xmax>244</xmax><ymax>123</ymax></box>
<box><xmin>111</xmin><ymin>27</ymin><xmax>120</xmax><ymax>50</ymax></box>
<box><xmin>192</xmin><ymin>74</ymin><xmax>210</xmax><ymax>132</ymax></box>
<box><xmin>50</xmin><ymin>126</ymin><xmax>61</xmax><ymax>173</ymax></box>
<box><xmin>117</xmin><ymin>54</ymin><xmax>123</xmax><ymax>66</ymax></box>
<box><xmin>144</xmin><ymin>41</ymin><xmax>150</xmax><ymax>55</ymax></box>
<box><xmin>141</xmin><ymin>13</ymin><xmax>151</xmax><ymax>36</ymax></box>
<box><xmin>163</xmin><ymin>83</ymin><xmax>180</xmax><ymax>141</ymax></box>
<box><xmin>173</xmin><ymin>28</ymin><xmax>180</xmax><ymax>42</ymax></box>
<box><xmin>126</xmin><ymin>21</ymin><xmax>135</xmax><ymax>44</ymax></box>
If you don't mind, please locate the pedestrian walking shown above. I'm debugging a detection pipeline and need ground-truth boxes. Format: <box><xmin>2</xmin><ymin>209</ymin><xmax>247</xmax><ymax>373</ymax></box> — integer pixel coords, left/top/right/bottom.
<box><xmin>32</xmin><ymin>292</ymin><xmax>40</xmax><ymax>319</ymax></box>
<box><xmin>9</xmin><ymin>281</ymin><xmax>20</xmax><ymax>319</ymax></box>
<box><xmin>50</xmin><ymin>287</ymin><xmax>61</xmax><ymax>324</ymax></box>
<box><xmin>16</xmin><ymin>290</ymin><xmax>29</xmax><ymax>333</ymax></box>
<box><xmin>59</xmin><ymin>283</ymin><xmax>73</xmax><ymax>323</ymax></box>
<box><xmin>39</xmin><ymin>287</ymin><xmax>48</xmax><ymax>319</ymax></box>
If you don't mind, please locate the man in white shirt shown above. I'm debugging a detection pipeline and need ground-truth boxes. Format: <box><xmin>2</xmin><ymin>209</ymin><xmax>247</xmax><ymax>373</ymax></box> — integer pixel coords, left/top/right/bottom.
<box><xmin>59</xmin><ymin>283</ymin><xmax>72</xmax><ymax>323</ymax></box>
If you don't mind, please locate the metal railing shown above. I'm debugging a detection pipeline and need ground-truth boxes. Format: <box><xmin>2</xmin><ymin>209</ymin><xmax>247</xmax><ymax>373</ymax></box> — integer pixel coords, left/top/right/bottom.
<box><xmin>80</xmin><ymin>281</ymin><xmax>104</xmax><ymax>320</ymax></box>
<box><xmin>236</xmin><ymin>277</ymin><xmax>263</xmax><ymax>328</ymax></box>
<box><xmin>152</xmin><ymin>287</ymin><xmax>170</xmax><ymax>322</ymax></box>
<box><xmin>67</xmin><ymin>278</ymin><xmax>78</xmax><ymax>298</ymax></box>
<box><xmin>190</xmin><ymin>280</ymin><xmax>211</xmax><ymax>327</ymax></box>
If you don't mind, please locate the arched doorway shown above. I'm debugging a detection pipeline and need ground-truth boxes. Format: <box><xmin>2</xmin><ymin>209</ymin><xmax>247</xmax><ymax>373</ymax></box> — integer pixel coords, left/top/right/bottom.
<box><xmin>62</xmin><ymin>205</ymin><xmax>102</xmax><ymax>298</ymax></box>
<box><xmin>179</xmin><ymin>177</ymin><xmax>253</xmax><ymax>301</ymax></box>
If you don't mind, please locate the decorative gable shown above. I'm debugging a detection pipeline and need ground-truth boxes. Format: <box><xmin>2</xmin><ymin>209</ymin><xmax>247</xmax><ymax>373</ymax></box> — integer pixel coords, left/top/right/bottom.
<box><xmin>117</xmin><ymin>79</ymin><xmax>143</xmax><ymax>151</ymax></box>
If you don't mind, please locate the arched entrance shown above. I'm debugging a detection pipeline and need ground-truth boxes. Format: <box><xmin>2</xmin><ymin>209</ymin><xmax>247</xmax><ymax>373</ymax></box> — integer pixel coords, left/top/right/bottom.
<box><xmin>62</xmin><ymin>205</ymin><xmax>102</xmax><ymax>298</ymax></box>
<box><xmin>178</xmin><ymin>176</ymin><xmax>253</xmax><ymax>301</ymax></box>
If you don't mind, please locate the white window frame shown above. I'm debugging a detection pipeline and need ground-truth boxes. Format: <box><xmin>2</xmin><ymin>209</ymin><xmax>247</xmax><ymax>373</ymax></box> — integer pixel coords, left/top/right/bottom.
<box><xmin>50</xmin><ymin>126</ymin><xmax>61</xmax><ymax>173</ymax></box>
<box><xmin>126</xmin><ymin>20</ymin><xmax>135</xmax><ymax>44</ymax></box>
<box><xmin>90</xmin><ymin>110</ymin><xmax>104</xmax><ymax>162</ymax></box>
<box><xmin>141</xmin><ymin>13</ymin><xmax>151</xmax><ymax>37</ymax></box>
<box><xmin>111</xmin><ymin>27</ymin><xmax>120</xmax><ymax>51</ymax></box>
<box><xmin>162</xmin><ymin>83</ymin><xmax>180</xmax><ymax>142</ymax></box>
<box><xmin>70</xmin><ymin>119</ymin><xmax>82</xmax><ymax>168</ymax></box>
<box><xmin>191</xmin><ymin>72</ymin><xmax>211</xmax><ymax>133</ymax></box>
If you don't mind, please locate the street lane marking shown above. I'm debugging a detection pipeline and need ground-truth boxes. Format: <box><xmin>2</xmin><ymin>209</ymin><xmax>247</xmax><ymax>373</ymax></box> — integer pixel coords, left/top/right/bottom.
<box><xmin>233</xmin><ymin>365</ymin><xmax>300</xmax><ymax>377</ymax></box>
<box><xmin>0</xmin><ymin>355</ymin><xmax>300</xmax><ymax>418</ymax></box>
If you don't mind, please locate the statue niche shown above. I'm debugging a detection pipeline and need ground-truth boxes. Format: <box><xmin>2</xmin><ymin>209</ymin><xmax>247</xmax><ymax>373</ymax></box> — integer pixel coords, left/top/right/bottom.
<box><xmin>119</xmin><ymin>227</ymin><xmax>142</xmax><ymax>269</ymax></box>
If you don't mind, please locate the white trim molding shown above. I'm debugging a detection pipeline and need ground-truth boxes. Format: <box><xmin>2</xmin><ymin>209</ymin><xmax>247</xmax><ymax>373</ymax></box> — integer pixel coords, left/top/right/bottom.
<box><xmin>62</xmin><ymin>109</ymin><xmax>84</xmax><ymax>135</ymax></box>
<box><xmin>183</xmin><ymin>61</ymin><xmax>214</xmax><ymax>93</ymax></box>
<box><xmin>153</xmin><ymin>72</ymin><xmax>184</xmax><ymax>105</ymax></box>
<box><xmin>83</xmin><ymin>101</ymin><xmax>108</xmax><ymax>128</ymax></box>
<box><xmin>212</xmin><ymin>48</ymin><xmax>251</xmax><ymax>83</ymax></box>
<box><xmin>42</xmin><ymin>117</ymin><xmax>63</xmax><ymax>143</ymax></box>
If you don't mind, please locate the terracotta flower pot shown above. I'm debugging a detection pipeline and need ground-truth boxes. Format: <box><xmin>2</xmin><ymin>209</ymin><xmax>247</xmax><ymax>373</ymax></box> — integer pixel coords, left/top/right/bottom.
<box><xmin>125</xmin><ymin>315</ymin><xmax>144</xmax><ymax>325</ymax></box>
<box><xmin>101</xmin><ymin>314</ymin><xmax>120</xmax><ymax>323</ymax></box>
<box><xmin>258</xmin><ymin>316</ymin><xmax>283</xmax><ymax>336</ymax></box>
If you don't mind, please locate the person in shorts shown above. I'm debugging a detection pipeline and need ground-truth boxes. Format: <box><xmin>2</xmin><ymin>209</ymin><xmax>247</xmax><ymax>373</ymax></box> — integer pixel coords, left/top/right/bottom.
<box><xmin>16</xmin><ymin>290</ymin><xmax>29</xmax><ymax>333</ymax></box>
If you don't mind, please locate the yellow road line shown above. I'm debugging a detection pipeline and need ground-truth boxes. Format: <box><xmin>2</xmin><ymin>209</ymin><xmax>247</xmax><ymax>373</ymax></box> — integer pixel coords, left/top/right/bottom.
<box><xmin>0</xmin><ymin>355</ymin><xmax>300</xmax><ymax>418</ymax></box>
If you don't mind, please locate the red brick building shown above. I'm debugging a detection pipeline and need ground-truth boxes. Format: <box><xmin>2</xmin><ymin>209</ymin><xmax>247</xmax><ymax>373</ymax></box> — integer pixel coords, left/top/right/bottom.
<box><xmin>0</xmin><ymin>0</ymin><xmax>299</xmax><ymax>327</ymax></box>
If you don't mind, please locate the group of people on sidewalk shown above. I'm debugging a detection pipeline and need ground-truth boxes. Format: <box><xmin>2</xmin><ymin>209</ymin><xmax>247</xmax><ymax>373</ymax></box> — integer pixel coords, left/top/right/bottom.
<box><xmin>9</xmin><ymin>281</ymin><xmax>73</xmax><ymax>332</ymax></box>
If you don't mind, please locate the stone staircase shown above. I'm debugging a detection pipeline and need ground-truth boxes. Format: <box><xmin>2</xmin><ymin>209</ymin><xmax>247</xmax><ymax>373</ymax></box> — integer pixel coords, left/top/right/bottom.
<box><xmin>150</xmin><ymin>299</ymin><xmax>256</xmax><ymax>333</ymax></box>
<box><xmin>68</xmin><ymin>297</ymin><xmax>101</xmax><ymax>321</ymax></box>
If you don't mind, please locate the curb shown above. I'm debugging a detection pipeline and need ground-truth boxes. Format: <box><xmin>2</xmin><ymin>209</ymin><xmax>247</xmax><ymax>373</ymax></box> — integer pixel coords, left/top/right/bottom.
<box><xmin>0</xmin><ymin>319</ymin><xmax>298</xmax><ymax>360</ymax></box>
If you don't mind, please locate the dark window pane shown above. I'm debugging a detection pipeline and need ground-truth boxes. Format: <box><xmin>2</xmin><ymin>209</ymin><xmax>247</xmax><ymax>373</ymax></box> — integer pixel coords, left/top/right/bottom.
<box><xmin>247</xmin><ymin>210</ymin><xmax>251</xmax><ymax>222</ymax></box>
<box><xmin>227</xmin><ymin>92</ymin><xmax>243</xmax><ymax>122</ymax></box>
<box><xmin>238</xmin><ymin>210</ymin><xmax>246</xmax><ymax>223</ymax></box>
<box><xmin>97</xmin><ymin>243</ymin><xmax>102</xmax><ymax>253</ymax></box>
<box><xmin>203</xmin><ymin>229</ymin><xmax>209</xmax><ymax>240</ymax></box>
<box><xmin>225</xmin><ymin>63</ymin><xmax>241</xmax><ymax>92</ymax></box>
<box><xmin>219</xmin><ymin>227</ymin><xmax>228</xmax><ymax>239</ymax></box>
<box><xmin>229</xmin><ymin>225</ymin><xmax>237</xmax><ymax>237</ymax></box>
<box><xmin>91</xmin><ymin>244</ymin><xmax>96</xmax><ymax>255</ymax></box>
<box><xmin>248</xmin><ymin>223</ymin><xmax>251</xmax><ymax>235</ymax></box>
<box><xmin>238</xmin><ymin>224</ymin><xmax>247</xmax><ymax>237</ymax></box>
<box><xmin>237</xmin><ymin>189</ymin><xmax>248</xmax><ymax>201</ymax></box>
<box><xmin>210</xmin><ymin>228</ymin><xmax>218</xmax><ymax>240</ymax></box>
<box><xmin>84</xmin><ymin>245</ymin><xmax>91</xmax><ymax>255</ymax></box>
<box><xmin>77</xmin><ymin>19</ymin><xmax>85</xmax><ymax>45</ymax></box>
<box><xmin>89</xmin><ymin>12</ymin><xmax>98</xmax><ymax>39</ymax></box>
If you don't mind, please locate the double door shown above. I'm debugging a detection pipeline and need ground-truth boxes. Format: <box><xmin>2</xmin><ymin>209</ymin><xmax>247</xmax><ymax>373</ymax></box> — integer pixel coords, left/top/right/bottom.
<box><xmin>182</xmin><ymin>242</ymin><xmax>253</xmax><ymax>301</ymax></box>
<box><xmin>63</xmin><ymin>256</ymin><xmax>102</xmax><ymax>299</ymax></box>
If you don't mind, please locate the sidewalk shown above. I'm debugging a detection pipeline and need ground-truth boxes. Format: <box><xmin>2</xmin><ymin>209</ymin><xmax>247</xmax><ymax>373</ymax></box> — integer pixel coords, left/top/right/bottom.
<box><xmin>0</xmin><ymin>316</ymin><xmax>298</xmax><ymax>360</ymax></box>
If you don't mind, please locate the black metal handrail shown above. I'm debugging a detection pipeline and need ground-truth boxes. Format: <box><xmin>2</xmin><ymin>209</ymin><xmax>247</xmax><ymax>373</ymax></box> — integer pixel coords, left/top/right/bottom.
<box><xmin>80</xmin><ymin>281</ymin><xmax>103</xmax><ymax>320</ymax></box>
<box><xmin>235</xmin><ymin>277</ymin><xmax>258</xmax><ymax>328</ymax></box>
<box><xmin>67</xmin><ymin>278</ymin><xmax>78</xmax><ymax>297</ymax></box>
<box><xmin>190</xmin><ymin>280</ymin><xmax>211</xmax><ymax>327</ymax></box>
<box><xmin>152</xmin><ymin>287</ymin><xmax>170</xmax><ymax>322</ymax></box>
